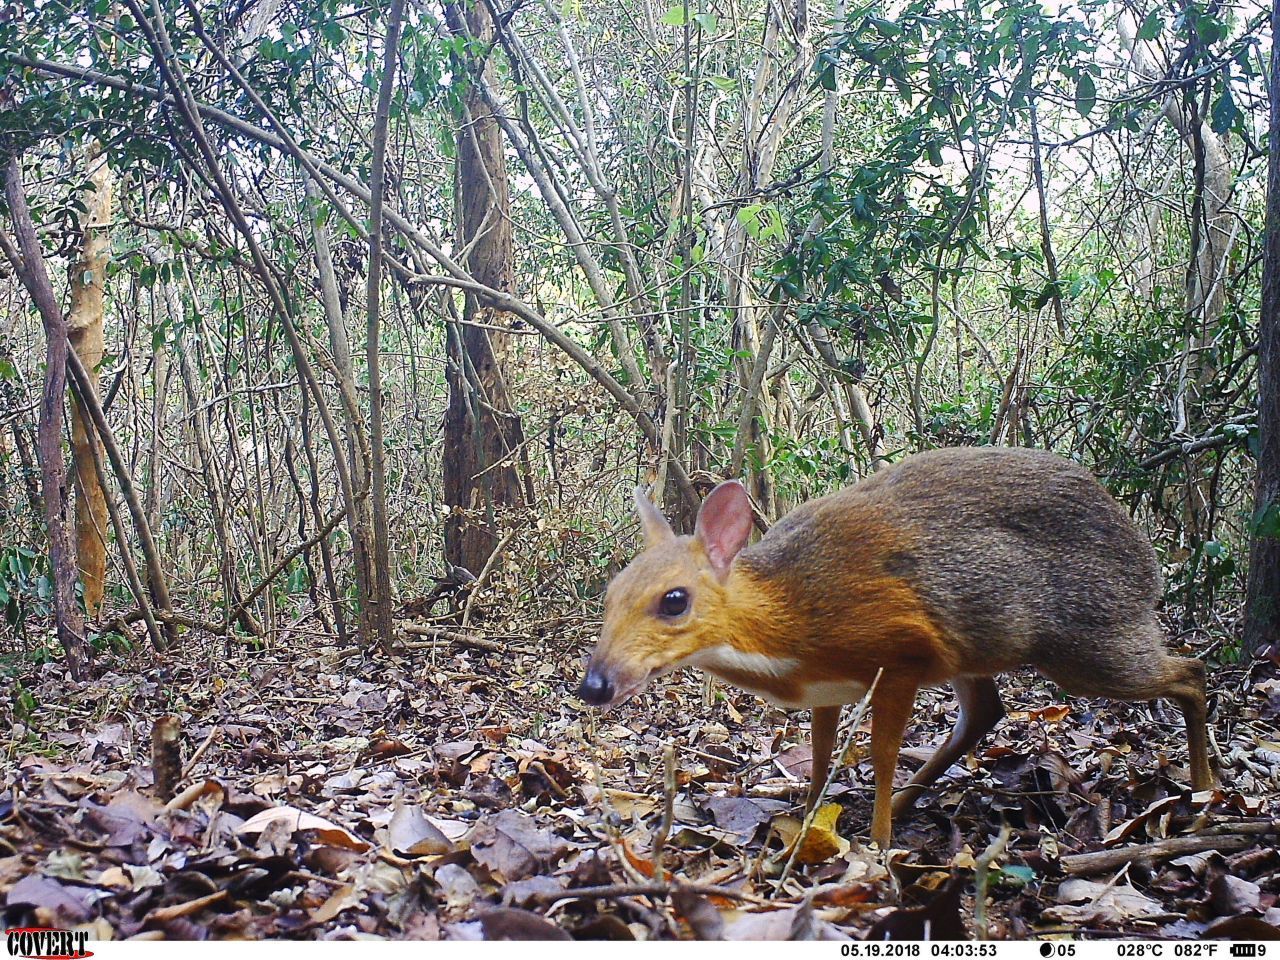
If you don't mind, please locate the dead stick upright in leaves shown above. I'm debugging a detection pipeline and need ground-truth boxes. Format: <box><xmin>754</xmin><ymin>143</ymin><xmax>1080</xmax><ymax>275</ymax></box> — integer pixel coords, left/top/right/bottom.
<box><xmin>152</xmin><ymin>715</ymin><xmax>182</xmax><ymax>803</ymax></box>
<box><xmin>652</xmin><ymin>745</ymin><xmax>677</xmax><ymax>882</ymax></box>
<box><xmin>973</xmin><ymin>823</ymin><xmax>1013</xmax><ymax>940</ymax></box>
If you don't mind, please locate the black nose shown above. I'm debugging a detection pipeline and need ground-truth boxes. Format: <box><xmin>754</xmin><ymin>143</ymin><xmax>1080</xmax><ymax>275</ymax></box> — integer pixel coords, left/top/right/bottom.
<box><xmin>578</xmin><ymin>668</ymin><xmax>613</xmax><ymax>706</ymax></box>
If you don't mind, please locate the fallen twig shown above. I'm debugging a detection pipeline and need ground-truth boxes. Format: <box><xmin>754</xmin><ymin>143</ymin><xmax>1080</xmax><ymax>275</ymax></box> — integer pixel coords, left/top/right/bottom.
<box><xmin>528</xmin><ymin>882</ymin><xmax>766</xmax><ymax>906</ymax></box>
<box><xmin>182</xmin><ymin>724</ymin><xmax>221</xmax><ymax>779</ymax></box>
<box><xmin>402</xmin><ymin>625</ymin><xmax>513</xmax><ymax>654</ymax></box>
<box><xmin>1060</xmin><ymin>821</ymin><xmax>1280</xmax><ymax>876</ymax></box>
<box><xmin>145</xmin><ymin>889</ymin><xmax>227</xmax><ymax>923</ymax></box>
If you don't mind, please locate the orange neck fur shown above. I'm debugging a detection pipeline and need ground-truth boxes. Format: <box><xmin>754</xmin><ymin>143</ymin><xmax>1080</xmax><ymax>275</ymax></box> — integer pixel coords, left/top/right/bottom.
<box><xmin>708</xmin><ymin>557</ymin><xmax>960</xmax><ymax>692</ymax></box>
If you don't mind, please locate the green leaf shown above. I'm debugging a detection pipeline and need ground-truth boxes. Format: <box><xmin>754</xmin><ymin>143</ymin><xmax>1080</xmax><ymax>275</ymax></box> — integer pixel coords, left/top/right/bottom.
<box><xmin>868</xmin><ymin>16</ymin><xmax>902</xmax><ymax>38</ymax></box>
<box><xmin>994</xmin><ymin>865</ymin><xmax>1036</xmax><ymax>888</ymax></box>
<box><xmin>1198</xmin><ymin>15</ymin><xmax>1224</xmax><ymax>45</ymax></box>
<box><xmin>693</xmin><ymin>12</ymin><xmax>717</xmax><ymax>32</ymax></box>
<box><xmin>736</xmin><ymin>202</ymin><xmax>764</xmax><ymax>238</ymax></box>
<box><xmin>1210</xmin><ymin>86</ymin><xmax>1240</xmax><ymax>133</ymax></box>
<box><xmin>1252</xmin><ymin>501</ymin><xmax>1280</xmax><ymax>540</ymax></box>
<box><xmin>1074</xmin><ymin>73</ymin><xmax>1096</xmax><ymax>116</ymax></box>
<box><xmin>1136</xmin><ymin>10</ymin><xmax>1161</xmax><ymax>40</ymax></box>
<box><xmin>660</xmin><ymin>6</ymin><xmax>687</xmax><ymax>26</ymax></box>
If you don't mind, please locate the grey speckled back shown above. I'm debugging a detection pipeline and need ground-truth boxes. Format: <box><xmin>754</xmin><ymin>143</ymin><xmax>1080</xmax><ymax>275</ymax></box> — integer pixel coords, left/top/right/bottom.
<box><xmin>744</xmin><ymin>447</ymin><xmax>1168</xmax><ymax>693</ymax></box>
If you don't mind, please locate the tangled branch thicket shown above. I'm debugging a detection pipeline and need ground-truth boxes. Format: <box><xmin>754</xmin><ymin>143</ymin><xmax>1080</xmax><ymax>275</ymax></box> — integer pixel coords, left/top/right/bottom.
<box><xmin>0</xmin><ymin>0</ymin><xmax>1270</xmax><ymax>657</ymax></box>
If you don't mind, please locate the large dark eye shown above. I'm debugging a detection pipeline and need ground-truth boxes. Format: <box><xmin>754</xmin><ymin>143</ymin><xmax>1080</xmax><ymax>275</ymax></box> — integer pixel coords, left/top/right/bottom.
<box><xmin>659</xmin><ymin>588</ymin><xmax>689</xmax><ymax>617</ymax></box>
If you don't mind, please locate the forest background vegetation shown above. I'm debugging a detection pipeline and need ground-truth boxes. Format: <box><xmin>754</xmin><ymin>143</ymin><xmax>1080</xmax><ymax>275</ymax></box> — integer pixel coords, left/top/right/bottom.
<box><xmin>0</xmin><ymin>0</ymin><xmax>1277</xmax><ymax>680</ymax></box>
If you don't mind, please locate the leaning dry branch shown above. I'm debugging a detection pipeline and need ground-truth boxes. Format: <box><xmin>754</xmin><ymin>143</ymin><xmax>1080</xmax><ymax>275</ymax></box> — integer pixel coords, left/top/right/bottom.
<box><xmin>81</xmin><ymin>407</ymin><xmax>165</xmax><ymax>652</ymax></box>
<box><xmin>221</xmin><ymin>508</ymin><xmax>348</xmax><ymax>631</ymax></box>
<box><xmin>973</xmin><ymin>824</ymin><xmax>1013</xmax><ymax>940</ymax></box>
<box><xmin>66</xmin><ymin>346</ymin><xmax>177</xmax><ymax>646</ymax></box>
<box><xmin>1</xmin><ymin>162</ymin><xmax>88</xmax><ymax>677</ymax></box>
<box><xmin>651</xmin><ymin>745</ymin><xmax>678</xmax><ymax>882</ymax></box>
<box><xmin>1060</xmin><ymin>821</ymin><xmax>1280</xmax><ymax>877</ymax></box>
<box><xmin>401</xmin><ymin>625</ymin><xmax>511</xmax><ymax>654</ymax></box>
<box><xmin>361</xmin><ymin>0</ymin><xmax>406</xmax><ymax>654</ymax></box>
<box><xmin>1138</xmin><ymin>414</ymin><xmax>1256</xmax><ymax>469</ymax></box>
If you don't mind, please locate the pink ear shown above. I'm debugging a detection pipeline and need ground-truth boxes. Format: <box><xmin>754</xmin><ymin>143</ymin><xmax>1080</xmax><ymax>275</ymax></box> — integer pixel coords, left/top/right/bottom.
<box><xmin>694</xmin><ymin>481</ymin><xmax>753</xmax><ymax>576</ymax></box>
<box><xmin>634</xmin><ymin>486</ymin><xmax>676</xmax><ymax>548</ymax></box>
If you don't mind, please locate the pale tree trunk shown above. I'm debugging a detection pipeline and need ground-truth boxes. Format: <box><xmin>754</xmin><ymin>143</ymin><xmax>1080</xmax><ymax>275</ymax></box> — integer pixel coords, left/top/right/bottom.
<box><xmin>308</xmin><ymin>178</ymin><xmax>376</xmax><ymax>646</ymax></box>
<box><xmin>1244</xmin><ymin>0</ymin><xmax>1280</xmax><ymax>656</ymax></box>
<box><xmin>443</xmin><ymin>1</ymin><xmax>529</xmax><ymax>575</ymax></box>
<box><xmin>722</xmin><ymin>0</ymin><xmax>811</xmax><ymax>512</ymax></box>
<box><xmin>66</xmin><ymin>146</ymin><xmax>112</xmax><ymax>619</ymax></box>
<box><xmin>1120</xmin><ymin>14</ymin><xmax>1238</xmax><ymax>551</ymax></box>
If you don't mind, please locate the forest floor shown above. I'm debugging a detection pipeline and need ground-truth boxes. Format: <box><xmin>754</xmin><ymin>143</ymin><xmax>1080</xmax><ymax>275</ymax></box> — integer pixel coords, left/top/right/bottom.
<box><xmin>2</xmin><ymin>617</ymin><xmax>1279</xmax><ymax>941</ymax></box>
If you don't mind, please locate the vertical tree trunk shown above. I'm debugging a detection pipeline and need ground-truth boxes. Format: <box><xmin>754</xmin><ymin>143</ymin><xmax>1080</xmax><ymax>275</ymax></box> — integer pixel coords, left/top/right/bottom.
<box><xmin>363</xmin><ymin>0</ymin><xmax>406</xmax><ymax>651</ymax></box>
<box><xmin>1244</xmin><ymin>0</ymin><xmax>1280</xmax><ymax>655</ymax></box>
<box><xmin>1</xmin><ymin>157</ymin><xmax>88</xmax><ymax>678</ymax></box>
<box><xmin>443</xmin><ymin>2</ymin><xmax>529</xmax><ymax>575</ymax></box>
<box><xmin>66</xmin><ymin>147</ymin><xmax>112</xmax><ymax>619</ymax></box>
<box><xmin>308</xmin><ymin>178</ymin><xmax>376</xmax><ymax>645</ymax></box>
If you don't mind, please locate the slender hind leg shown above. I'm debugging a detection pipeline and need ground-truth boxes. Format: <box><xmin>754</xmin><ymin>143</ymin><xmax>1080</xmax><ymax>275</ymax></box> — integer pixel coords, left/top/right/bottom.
<box><xmin>1043</xmin><ymin>639</ymin><xmax>1214</xmax><ymax>791</ymax></box>
<box><xmin>1163</xmin><ymin>657</ymin><xmax>1214</xmax><ymax>790</ymax></box>
<box><xmin>892</xmin><ymin>676</ymin><xmax>1005</xmax><ymax>817</ymax></box>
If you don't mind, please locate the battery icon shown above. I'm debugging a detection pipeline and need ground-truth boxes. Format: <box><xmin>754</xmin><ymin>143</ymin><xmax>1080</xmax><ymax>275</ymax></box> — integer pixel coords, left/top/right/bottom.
<box><xmin>1231</xmin><ymin>947</ymin><xmax>1258</xmax><ymax>958</ymax></box>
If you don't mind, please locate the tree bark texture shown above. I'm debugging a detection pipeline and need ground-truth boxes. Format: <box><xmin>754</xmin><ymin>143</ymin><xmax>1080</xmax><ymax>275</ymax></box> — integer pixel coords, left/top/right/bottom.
<box><xmin>66</xmin><ymin>147</ymin><xmax>112</xmax><ymax>619</ymax></box>
<box><xmin>362</xmin><ymin>0</ymin><xmax>405</xmax><ymax>651</ymax></box>
<box><xmin>1244</xmin><ymin>0</ymin><xmax>1280</xmax><ymax>655</ymax></box>
<box><xmin>444</xmin><ymin>1</ymin><xmax>529</xmax><ymax>575</ymax></box>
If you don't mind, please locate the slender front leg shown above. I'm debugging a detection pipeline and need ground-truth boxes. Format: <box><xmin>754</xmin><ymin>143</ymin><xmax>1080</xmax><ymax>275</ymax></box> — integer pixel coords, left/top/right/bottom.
<box><xmin>807</xmin><ymin>705</ymin><xmax>841</xmax><ymax>811</ymax></box>
<box><xmin>869</xmin><ymin>679</ymin><xmax>919</xmax><ymax>848</ymax></box>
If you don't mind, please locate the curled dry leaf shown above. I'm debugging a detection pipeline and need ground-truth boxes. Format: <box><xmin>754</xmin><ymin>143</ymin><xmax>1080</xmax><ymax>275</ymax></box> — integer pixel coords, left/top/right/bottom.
<box><xmin>1043</xmin><ymin>879</ymin><xmax>1165</xmax><ymax>924</ymax></box>
<box><xmin>771</xmin><ymin>803</ymin><xmax>849</xmax><ymax>865</ymax></box>
<box><xmin>673</xmin><ymin>888</ymin><xmax>725</xmax><ymax>940</ymax></box>
<box><xmin>387</xmin><ymin>799</ymin><xmax>453</xmax><ymax>857</ymax></box>
<box><xmin>237</xmin><ymin>805</ymin><xmax>371</xmax><ymax>852</ymax></box>
<box><xmin>165</xmin><ymin>779</ymin><xmax>225</xmax><ymax>813</ymax></box>
<box><xmin>310</xmin><ymin>882</ymin><xmax>361</xmax><ymax>924</ymax></box>
<box><xmin>1103</xmin><ymin>795</ymin><xmax>1181</xmax><ymax>846</ymax></box>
